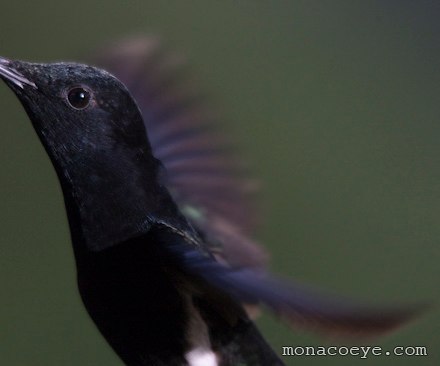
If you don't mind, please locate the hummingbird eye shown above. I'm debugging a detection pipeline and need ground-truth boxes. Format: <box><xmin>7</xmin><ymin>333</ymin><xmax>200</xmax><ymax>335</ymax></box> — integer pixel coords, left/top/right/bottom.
<box><xmin>66</xmin><ymin>86</ymin><xmax>92</xmax><ymax>110</ymax></box>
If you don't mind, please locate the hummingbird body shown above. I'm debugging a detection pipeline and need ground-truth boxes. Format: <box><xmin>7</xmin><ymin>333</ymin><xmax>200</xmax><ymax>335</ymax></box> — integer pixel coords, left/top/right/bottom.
<box><xmin>76</xmin><ymin>236</ymin><xmax>188</xmax><ymax>366</ymax></box>
<box><xmin>0</xmin><ymin>39</ymin><xmax>420</xmax><ymax>366</ymax></box>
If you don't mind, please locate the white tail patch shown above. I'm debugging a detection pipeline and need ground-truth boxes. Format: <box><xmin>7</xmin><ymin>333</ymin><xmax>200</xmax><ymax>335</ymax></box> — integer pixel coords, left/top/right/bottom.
<box><xmin>186</xmin><ymin>348</ymin><xmax>218</xmax><ymax>366</ymax></box>
<box><xmin>182</xmin><ymin>291</ymin><xmax>218</xmax><ymax>366</ymax></box>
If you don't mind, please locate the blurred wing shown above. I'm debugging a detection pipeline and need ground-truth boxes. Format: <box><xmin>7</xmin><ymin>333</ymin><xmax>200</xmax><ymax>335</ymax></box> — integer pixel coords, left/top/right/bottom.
<box><xmin>155</xmin><ymin>225</ymin><xmax>422</xmax><ymax>337</ymax></box>
<box><xmin>92</xmin><ymin>36</ymin><xmax>266</xmax><ymax>267</ymax></box>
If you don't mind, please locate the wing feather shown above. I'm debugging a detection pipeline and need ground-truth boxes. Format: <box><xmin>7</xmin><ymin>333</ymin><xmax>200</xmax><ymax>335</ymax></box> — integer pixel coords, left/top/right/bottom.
<box><xmin>93</xmin><ymin>37</ymin><xmax>259</xmax><ymax>235</ymax></box>
<box><xmin>155</xmin><ymin>226</ymin><xmax>423</xmax><ymax>337</ymax></box>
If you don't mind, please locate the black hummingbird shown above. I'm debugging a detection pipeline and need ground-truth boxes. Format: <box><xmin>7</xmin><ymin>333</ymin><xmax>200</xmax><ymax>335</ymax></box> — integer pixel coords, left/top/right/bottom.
<box><xmin>0</xmin><ymin>38</ymin><xmax>421</xmax><ymax>366</ymax></box>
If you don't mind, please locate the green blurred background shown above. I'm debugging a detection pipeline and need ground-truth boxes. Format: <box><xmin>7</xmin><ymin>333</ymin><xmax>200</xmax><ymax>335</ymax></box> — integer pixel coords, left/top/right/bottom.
<box><xmin>0</xmin><ymin>1</ymin><xmax>438</xmax><ymax>365</ymax></box>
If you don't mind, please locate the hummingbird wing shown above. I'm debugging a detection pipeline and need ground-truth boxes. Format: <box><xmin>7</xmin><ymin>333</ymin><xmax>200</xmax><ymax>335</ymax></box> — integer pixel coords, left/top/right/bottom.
<box><xmin>92</xmin><ymin>36</ymin><xmax>267</xmax><ymax>268</ymax></box>
<box><xmin>93</xmin><ymin>38</ymin><xmax>422</xmax><ymax>339</ymax></box>
<box><xmin>152</xmin><ymin>223</ymin><xmax>422</xmax><ymax>337</ymax></box>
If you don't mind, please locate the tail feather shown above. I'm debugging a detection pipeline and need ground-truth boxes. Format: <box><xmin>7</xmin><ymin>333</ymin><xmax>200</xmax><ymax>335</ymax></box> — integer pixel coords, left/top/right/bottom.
<box><xmin>222</xmin><ymin>319</ymin><xmax>285</xmax><ymax>366</ymax></box>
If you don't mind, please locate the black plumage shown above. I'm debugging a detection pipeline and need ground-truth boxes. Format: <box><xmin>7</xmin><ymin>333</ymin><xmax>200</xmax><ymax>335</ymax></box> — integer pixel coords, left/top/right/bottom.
<box><xmin>0</xmin><ymin>39</ymin><xmax>421</xmax><ymax>366</ymax></box>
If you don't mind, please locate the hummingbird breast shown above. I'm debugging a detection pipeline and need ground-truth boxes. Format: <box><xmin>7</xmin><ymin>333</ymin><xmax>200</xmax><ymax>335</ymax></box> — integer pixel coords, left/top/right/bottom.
<box><xmin>75</xmin><ymin>235</ymin><xmax>194</xmax><ymax>365</ymax></box>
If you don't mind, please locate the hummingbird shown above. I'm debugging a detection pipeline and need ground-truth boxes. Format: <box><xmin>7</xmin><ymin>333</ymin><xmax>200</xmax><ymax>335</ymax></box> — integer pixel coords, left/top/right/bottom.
<box><xmin>0</xmin><ymin>38</ymin><xmax>420</xmax><ymax>366</ymax></box>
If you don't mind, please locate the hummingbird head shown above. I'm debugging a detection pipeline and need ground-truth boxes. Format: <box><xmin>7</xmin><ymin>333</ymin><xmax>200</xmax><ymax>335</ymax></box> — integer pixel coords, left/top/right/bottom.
<box><xmin>0</xmin><ymin>57</ymin><xmax>172</xmax><ymax>251</ymax></box>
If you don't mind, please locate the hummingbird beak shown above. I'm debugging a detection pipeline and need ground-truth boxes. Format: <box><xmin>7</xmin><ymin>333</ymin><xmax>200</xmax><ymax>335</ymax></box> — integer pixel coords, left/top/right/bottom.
<box><xmin>0</xmin><ymin>57</ymin><xmax>37</xmax><ymax>89</ymax></box>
